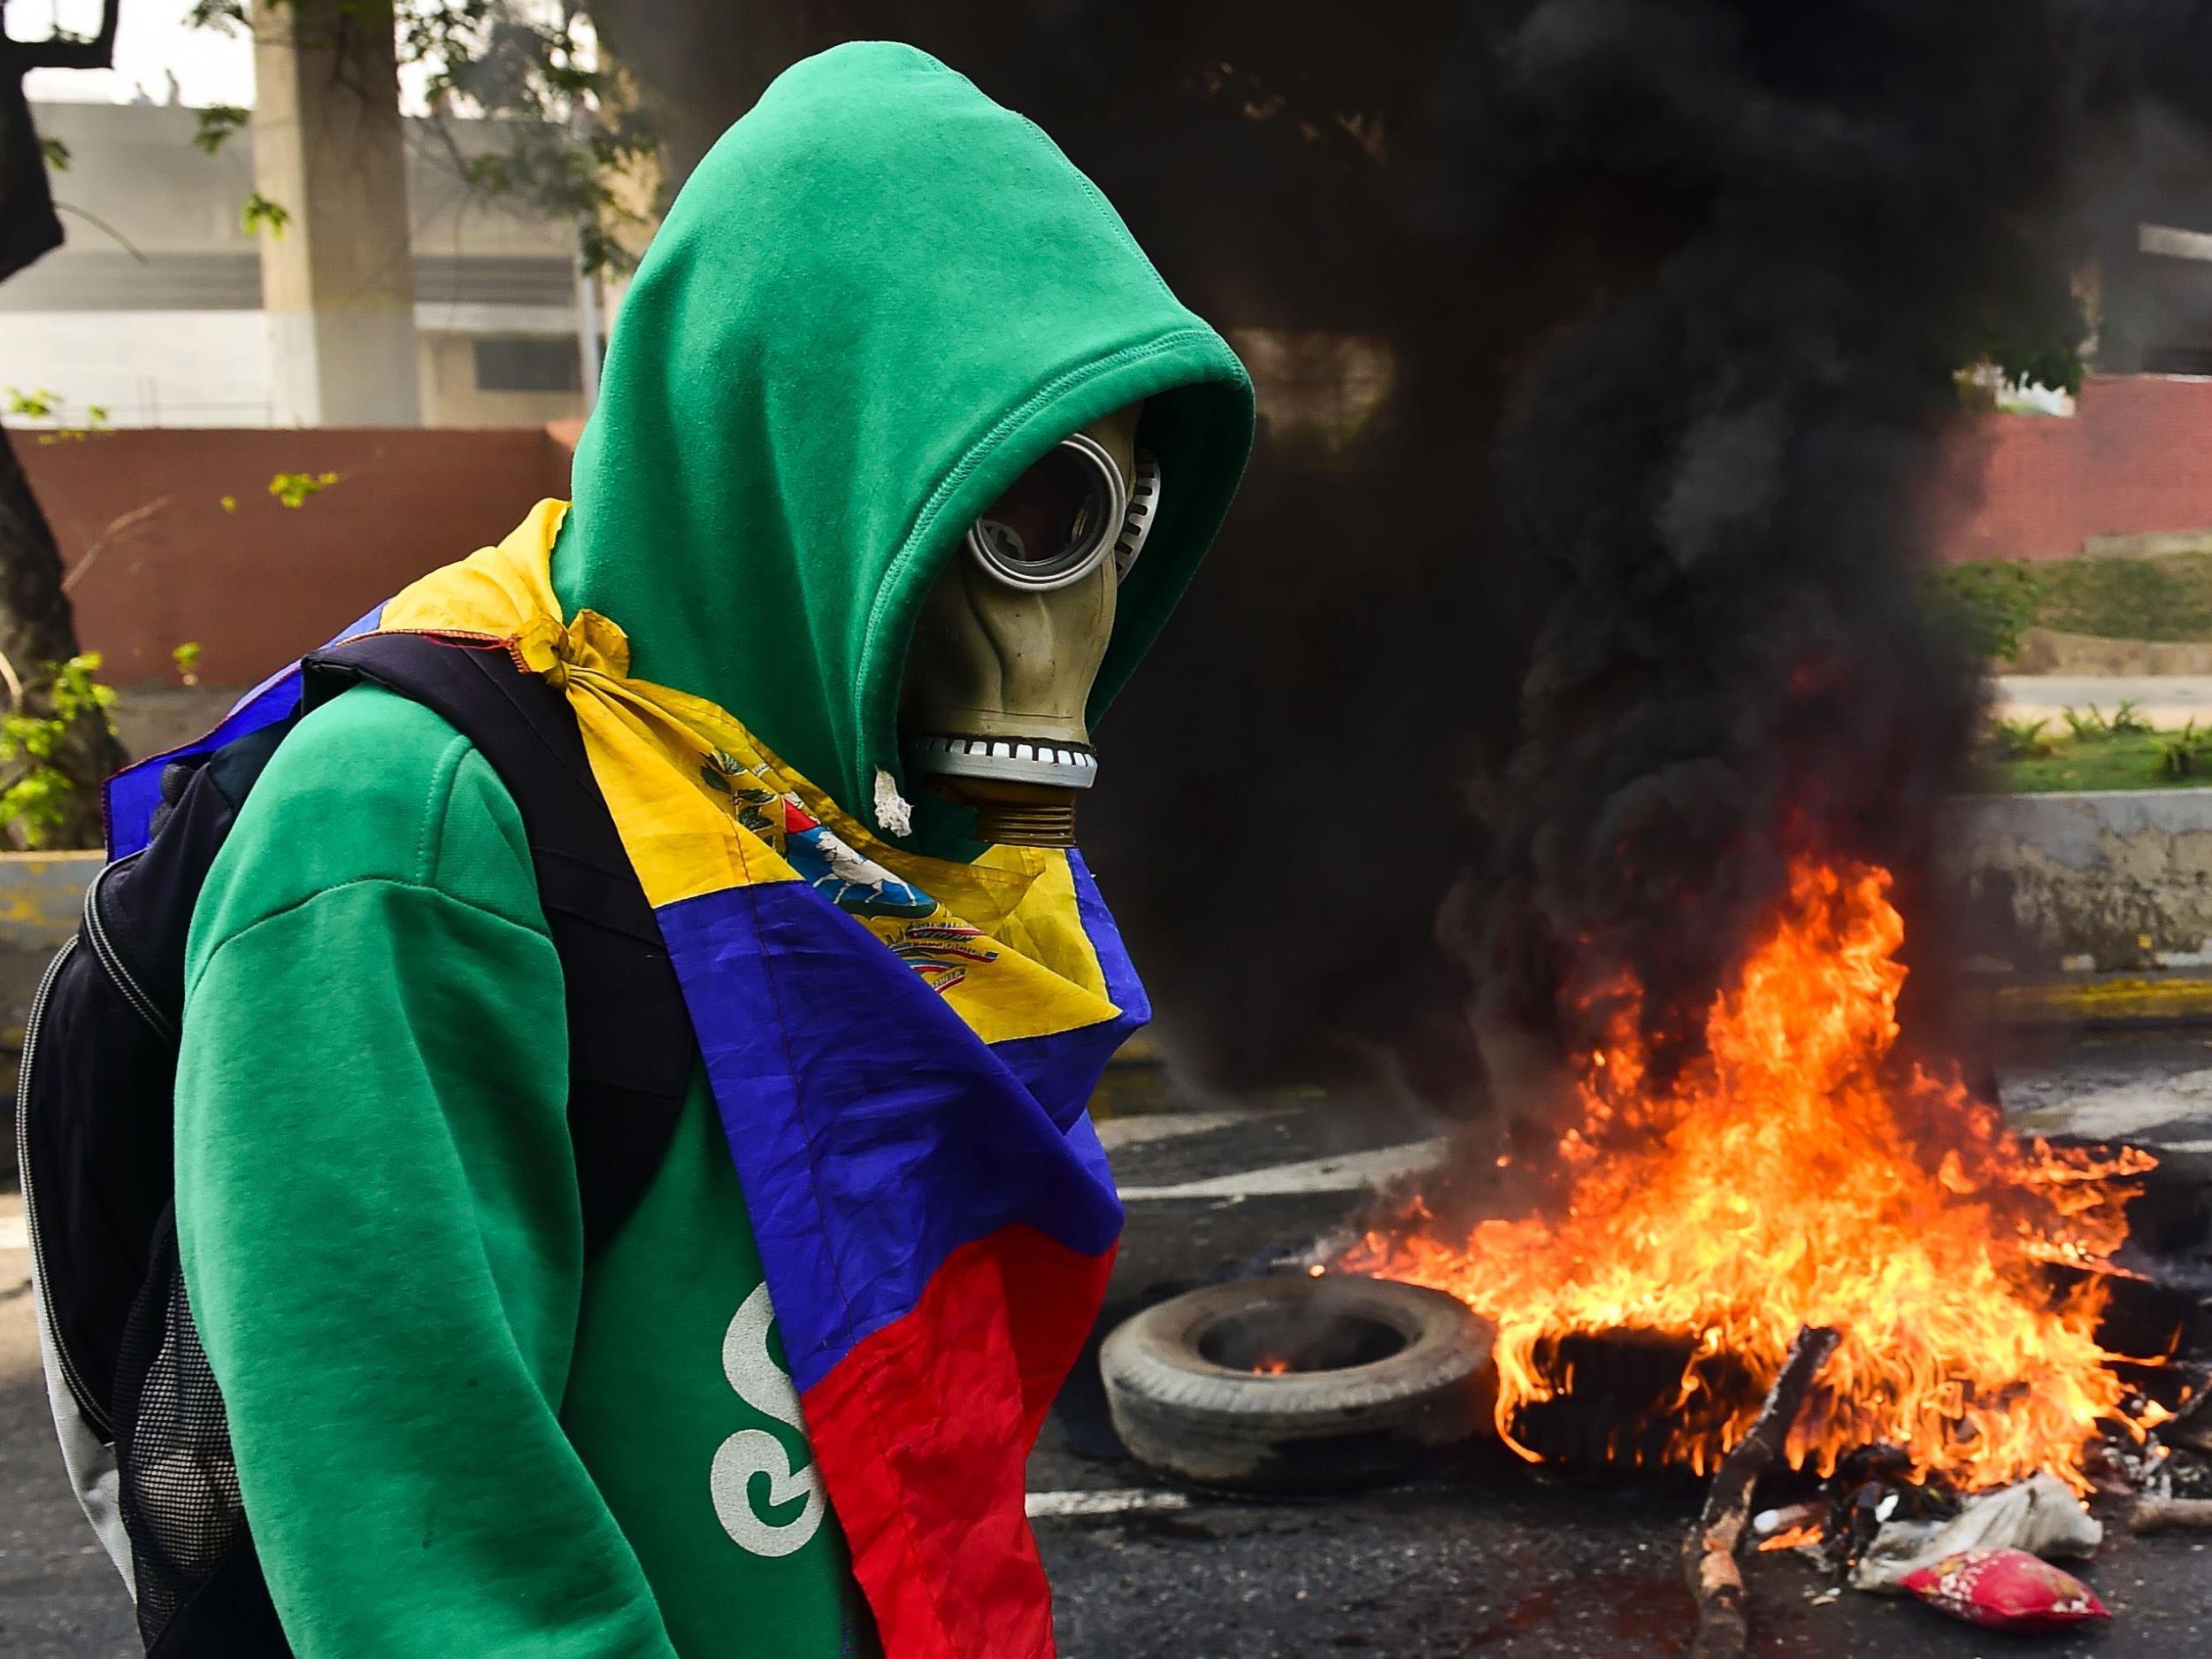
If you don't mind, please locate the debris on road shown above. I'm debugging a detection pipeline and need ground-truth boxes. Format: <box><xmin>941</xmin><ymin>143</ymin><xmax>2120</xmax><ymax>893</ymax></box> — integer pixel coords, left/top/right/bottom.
<box><xmin>2130</xmin><ymin>1496</ymin><xmax>2212</xmax><ymax>1534</ymax></box>
<box><xmin>1682</xmin><ymin>1325</ymin><xmax>1839</xmax><ymax>1659</ymax></box>
<box><xmin>1850</xmin><ymin>1473</ymin><xmax>2101</xmax><ymax>1593</ymax></box>
<box><xmin>1099</xmin><ymin>1273</ymin><xmax>1493</xmax><ymax>1493</ymax></box>
<box><xmin>1899</xmin><ymin>1547</ymin><xmax>2110</xmax><ymax>1632</ymax></box>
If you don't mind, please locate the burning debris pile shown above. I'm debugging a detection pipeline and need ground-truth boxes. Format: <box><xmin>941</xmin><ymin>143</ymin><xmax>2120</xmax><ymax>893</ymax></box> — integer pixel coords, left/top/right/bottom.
<box><xmin>1344</xmin><ymin>857</ymin><xmax>2212</xmax><ymax>1645</ymax></box>
<box><xmin>1310</xmin><ymin>5</ymin><xmax>2212</xmax><ymax>1642</ymax></box>
<box><xmin>1350</xmin><ymin>859</ymin><xmax>2159</xmax><ymax>1496</ymax></box>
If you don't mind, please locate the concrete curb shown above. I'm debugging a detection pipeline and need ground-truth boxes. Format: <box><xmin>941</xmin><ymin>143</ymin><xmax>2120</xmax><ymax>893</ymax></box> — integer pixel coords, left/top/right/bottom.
<box><xmin>0</xmin><ymin>850</ymin><xmax>101</xmax><ymax>954</ymax></box>
<box><xmin>0</xmin><ymin>851</ymin><xmax>99</xmax><ymax>1189</ymax></box>
<box><xmin>1945</xmin><ymin>788</ymin><xmax>2212</xmax><ymax>976</ymax></box>
<box><xmin>1982</xmin><ymin>974</ymin><xmax>2212</xmax><ymax>1029</ymax></box>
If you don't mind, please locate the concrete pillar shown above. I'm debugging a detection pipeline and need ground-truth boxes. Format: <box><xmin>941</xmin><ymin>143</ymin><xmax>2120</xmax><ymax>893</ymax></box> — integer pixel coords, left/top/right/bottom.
<box><xmin>250</xmin><ymin>0</ymin><xmax>421</xmax><ymax>426</ymax></box>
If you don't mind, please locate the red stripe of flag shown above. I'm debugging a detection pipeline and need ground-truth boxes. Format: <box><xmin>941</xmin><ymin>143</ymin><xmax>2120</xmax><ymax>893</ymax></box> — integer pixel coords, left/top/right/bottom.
<box><xmin>802</xmin><ymin>1225</ymin><xmax>1116</xmax><ymax>1658</ymax></box>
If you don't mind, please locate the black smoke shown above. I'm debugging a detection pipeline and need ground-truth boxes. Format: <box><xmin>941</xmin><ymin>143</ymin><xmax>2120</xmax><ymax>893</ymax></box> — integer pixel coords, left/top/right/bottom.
<box><xmin>1095</xmin><ymin>0</ymin><xmax>2212</xmax><ymax>1111</ymax></box>
<box><xmin>1444</xmin><ymin>3</ymin><xmax>2063</xmax><ymax>1084</ymax></box>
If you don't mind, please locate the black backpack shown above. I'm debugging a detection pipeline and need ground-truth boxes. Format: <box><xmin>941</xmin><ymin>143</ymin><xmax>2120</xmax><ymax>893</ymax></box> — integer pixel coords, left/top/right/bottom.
<box><xmin>18</xmin><ymin>632</ymin><xmax>693</xmax><ymax>1655</ymax></box>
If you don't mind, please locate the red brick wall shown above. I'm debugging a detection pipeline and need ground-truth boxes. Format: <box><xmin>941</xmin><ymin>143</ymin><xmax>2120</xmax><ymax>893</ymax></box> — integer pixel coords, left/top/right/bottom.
<box><xmin>20</xmin><ymin>426</ymin><xmax>572</xmax><ymax>686</ymax></box>
<box><xmin>1936</xmin><ymin>374</ymin><xmax>2212</xmax><ymax>564</ymax></box>
<box><xmin>23</xmin><ymin>382</ymin><xmax>2212</xmax><ymax>692</ymax></box>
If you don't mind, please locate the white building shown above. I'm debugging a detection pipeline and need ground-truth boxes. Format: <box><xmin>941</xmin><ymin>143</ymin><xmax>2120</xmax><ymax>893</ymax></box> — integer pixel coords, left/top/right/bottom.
<box><xmin>4</xmin><ymin>100</ymin><xmax>595</xmax><ymax>428</ymax></box>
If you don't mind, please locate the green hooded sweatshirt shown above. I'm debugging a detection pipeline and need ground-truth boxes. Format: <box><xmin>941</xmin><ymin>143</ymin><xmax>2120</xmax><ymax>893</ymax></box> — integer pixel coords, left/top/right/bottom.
<box><xmin>173</xmin><ymin>41</ymin><xmax>1250</xmax><ymax>1659</ymax></box>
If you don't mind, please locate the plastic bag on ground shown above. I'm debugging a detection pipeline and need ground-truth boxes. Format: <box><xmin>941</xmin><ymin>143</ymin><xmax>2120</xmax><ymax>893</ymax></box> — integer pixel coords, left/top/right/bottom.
<box><xmin>1850</xmin><ymin>1472</ymin><xmax>2102</xmax><ymax>1593</ymax></box>
<box><xmin>1899</xmin><ymin>1547</ymin><xmax>2111</xmax><ymax>1632</ymax></box>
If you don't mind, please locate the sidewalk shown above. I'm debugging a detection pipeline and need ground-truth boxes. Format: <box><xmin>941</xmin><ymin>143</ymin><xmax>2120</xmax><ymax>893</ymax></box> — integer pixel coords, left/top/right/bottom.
<box><xmin>1996</xmin><ymin>673</ymin><xmax>2212</xmax><ymax>727</ymax></box>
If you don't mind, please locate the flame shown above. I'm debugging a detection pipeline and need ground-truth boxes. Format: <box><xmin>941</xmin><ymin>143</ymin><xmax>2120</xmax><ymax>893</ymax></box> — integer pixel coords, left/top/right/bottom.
<box><xmin>1347</xmin><ymin>859</ymin><xmax>2156</xmax><ymax>1494</ymax></box>
<box><xmin>1755</xmin><ymin>1523</ymin><xmax>1824</xmax><ymax>1554</ymax></box>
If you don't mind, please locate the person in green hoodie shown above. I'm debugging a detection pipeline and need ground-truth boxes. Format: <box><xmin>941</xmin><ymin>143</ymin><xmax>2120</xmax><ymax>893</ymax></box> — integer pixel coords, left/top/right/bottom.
<box><xmin>171</xmin><ymin>40</ymin><xmax>1250</xmax><ymax>1659</ymax></box>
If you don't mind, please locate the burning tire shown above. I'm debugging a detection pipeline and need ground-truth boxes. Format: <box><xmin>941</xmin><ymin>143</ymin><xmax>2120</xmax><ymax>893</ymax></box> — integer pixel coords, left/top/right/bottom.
<box><xmin>1100</xmin><ymin>1273</ymin><xmax>1494</xmax><ymax>1493</ymax></box>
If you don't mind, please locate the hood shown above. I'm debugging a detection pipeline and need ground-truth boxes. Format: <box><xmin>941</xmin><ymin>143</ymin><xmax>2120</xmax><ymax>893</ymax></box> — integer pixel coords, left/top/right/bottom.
<box><xmin>553</xmin><ymin>41</ymin><xmax>1255</xmax><ymax>855</ymax></box>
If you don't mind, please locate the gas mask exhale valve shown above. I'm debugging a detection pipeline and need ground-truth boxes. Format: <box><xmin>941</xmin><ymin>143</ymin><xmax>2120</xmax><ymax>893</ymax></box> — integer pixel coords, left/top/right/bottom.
<box><xmin>900</xmin><ymin>403</ymin><xmax>1158</xmax><ymax>847</ymax></box>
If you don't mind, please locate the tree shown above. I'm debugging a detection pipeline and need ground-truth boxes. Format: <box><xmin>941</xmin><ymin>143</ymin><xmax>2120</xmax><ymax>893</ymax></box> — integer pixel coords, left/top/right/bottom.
<box><xmin>0</xmin><ymin>0</ymin><xmax>127</xmax><ymax>849</ymax></box>
<box><xmin>0</xmin><ymin>0</ymin><xmax>656</xmax><ymax>849</ymax></box>
<box><xmin>188</xmin><ymin>0</ymin><xmax>659</xmax><ymax>277</ymax></box>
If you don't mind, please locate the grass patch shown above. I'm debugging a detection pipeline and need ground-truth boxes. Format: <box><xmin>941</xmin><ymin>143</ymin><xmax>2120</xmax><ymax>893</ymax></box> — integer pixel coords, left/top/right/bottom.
<box><xmin>1984</xmin><ymin>703</ymin><xmax>2212</xmax><ymax>791</ymax></box>
<box><xmin>2036</xmin><ymin>551</ymin><xmax>2212</xmax><ymax>641</ymax></box>
<box><xmin>1983</xmin><ymin>728</ymin><xmax>2198</xmax><ymax>792</ymax></box>
<box><xmin>1934</xmin><ymin>553</ymin><xmax>2212</xmax><ymax>657</ymax></box>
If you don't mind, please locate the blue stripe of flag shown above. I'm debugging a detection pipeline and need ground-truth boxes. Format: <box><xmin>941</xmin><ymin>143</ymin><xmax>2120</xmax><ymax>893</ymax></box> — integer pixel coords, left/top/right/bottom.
<box><xmin>104</xmin><ymin>604</ymin><xmax>387</xmax><ymax>858</ymax></box>
<box><xmin>656</xmin><ymin>878</ymin><xmax>1131</xmax><ymax>1394</ymax></box>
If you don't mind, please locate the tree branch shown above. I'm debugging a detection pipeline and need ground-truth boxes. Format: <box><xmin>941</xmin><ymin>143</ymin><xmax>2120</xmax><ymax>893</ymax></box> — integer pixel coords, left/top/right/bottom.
<box><xmin>7</xmin><ymin>0</ymin><xmax>122</xmax><ymax>71</ymax></box>
<box><xmin>51</xmin><ymin>201</ymin><xmax>149</xmax><ymax>261</ymax></box>
<box><xmin>63</xmin><ymin>495</ymin><xmax>171</xmax><ymax>595</ymax></box>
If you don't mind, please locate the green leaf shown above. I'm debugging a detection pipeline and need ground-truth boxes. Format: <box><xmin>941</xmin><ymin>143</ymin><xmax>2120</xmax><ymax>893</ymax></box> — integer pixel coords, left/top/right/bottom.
<box><xmin>185</xmin><ymin>0</ymin><xmax>250</xmax><ymax>31</ymax></box>
<box><xmin>242</xmin><ymin>192</ymin><xmax>292</xmax><ymax>239</ymax></box>
<box><xmin>194</xmin><ymin>104</ymin><xmax>250</xmax><ymax>157</ymax></box>
<box><xmin>39</xmin><ymin>135</ymin><xmax>71</xmax><ymax>172</ymax></box>
<box><xmin>0</xmin><ymin>654</ymin><xmax>121</xmax><ymax>845</ymax></box>
<box><xmin>52</xmin><ymin>655</ymin><xmax>118</xmax><ymax>733</ymax></box>
<box><xmin>465</xmin><ymin>153</ymin><xmax>514</xmax><ymax>195</ymax></box>
<box><xmin>0</xmin><ymin>768</ymin><xmax>74</xmax><ymax>848</ymax></box>
<box><xmin>267</xmin><ymin>470</ymin><xmax>340</xmax><ymax>509</ymax></box>
<box><xmin>1922</xmin><ymin>560</ymin><xmax>2047</xmax><ymax>664</ymax></box>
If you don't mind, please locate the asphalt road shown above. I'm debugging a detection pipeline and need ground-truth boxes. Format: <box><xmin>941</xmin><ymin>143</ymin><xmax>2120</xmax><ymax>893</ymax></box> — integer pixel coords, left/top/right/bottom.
<box><xmin>6</xmin><ymin>1039</ymin><xmax>2212</xmax><ymax>1657</ymax></box>
<box><xmin>0</xmin><ymin>1222</ymin><xmax>126</xmax><ymax>1659</ymax></box>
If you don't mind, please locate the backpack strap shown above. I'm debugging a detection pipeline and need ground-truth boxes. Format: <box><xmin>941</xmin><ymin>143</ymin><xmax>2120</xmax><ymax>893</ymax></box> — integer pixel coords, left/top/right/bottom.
<box><xmin>298</xmin><ymin>631</ymin><xmax>692</xmax><ymax>1257</ymax></box>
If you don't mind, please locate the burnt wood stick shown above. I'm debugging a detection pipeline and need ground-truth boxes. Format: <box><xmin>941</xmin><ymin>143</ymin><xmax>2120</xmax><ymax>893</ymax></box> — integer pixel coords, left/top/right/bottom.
<box><xmin>1682</xmin><ymin>1325</ymin><xmax>1842</xmax><ymax>1659</ymax></box>
<box><xmin>2131</xmin><ymin>1497</ymin><xmax>2212</xmax><ymax>1533</ymax></box>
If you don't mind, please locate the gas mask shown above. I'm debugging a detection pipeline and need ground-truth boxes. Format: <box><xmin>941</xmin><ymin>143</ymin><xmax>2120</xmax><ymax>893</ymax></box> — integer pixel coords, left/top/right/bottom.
<box><xmin>902</xmin><ymin>402</ymin><xmax>1159</xmax><ymax>847</ymax></box>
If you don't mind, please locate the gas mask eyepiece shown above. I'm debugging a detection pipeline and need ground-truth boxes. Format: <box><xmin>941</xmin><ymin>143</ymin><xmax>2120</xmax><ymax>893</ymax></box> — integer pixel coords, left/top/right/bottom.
<box><xmin>964</xmin><ymin>432</ymin><xmax>1161</xmax><ymax>590</ymax></box>
<box><xmin>901</xmin><ymin>405</ymin><xmax>1160</xmax><ymax>849</ymax></box>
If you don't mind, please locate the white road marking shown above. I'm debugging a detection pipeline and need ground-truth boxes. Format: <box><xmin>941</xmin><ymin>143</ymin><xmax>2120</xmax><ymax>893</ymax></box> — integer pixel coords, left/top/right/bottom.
<box><xmin>2007</xmin><ymin>1071</ymin><xmax>2212</xmax><ymax>1144</ymax></box>
<box><xmin>1025</xmin><ymin>1488</ymin><xmax>1192</xmax><ymax>1519</ymax></box>
<box><xmin>1094</xmin><ymin>1109</ymin><xmax>1286</xmax><ymax>1152</ymax></box>
<box><xmin>1117</xmin><ymin>1138</ymin><xmax>1448</xmax><ymax>1202</ymax></box>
